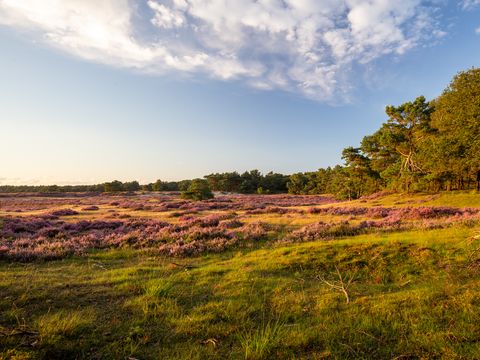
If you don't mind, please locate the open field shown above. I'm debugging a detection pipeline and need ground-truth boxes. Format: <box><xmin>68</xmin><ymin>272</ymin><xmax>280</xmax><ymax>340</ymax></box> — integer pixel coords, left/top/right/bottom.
<box><xmin>1</xmin><ymin>192</ymin><xmax>480</xmax><ymax>359</ymax></box>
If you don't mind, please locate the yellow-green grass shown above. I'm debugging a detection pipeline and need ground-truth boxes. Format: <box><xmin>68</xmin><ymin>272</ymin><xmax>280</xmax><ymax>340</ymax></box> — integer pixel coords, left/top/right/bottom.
<box><xmin>241</xmin><ymin>212</ymin><xmax>350</xmax><ymax>227</ymax></box>
<box><xmin>312</xmin><ymin>191</ymin><xmax>480</xmax><ymax>209</ymax></box>
<box><xmin>1</xmin><ymin>224</ymin><xmax>480</xmax><ymax>359</ymax></box>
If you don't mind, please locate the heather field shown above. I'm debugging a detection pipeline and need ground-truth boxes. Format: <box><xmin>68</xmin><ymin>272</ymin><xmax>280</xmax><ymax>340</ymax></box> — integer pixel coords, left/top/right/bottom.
<box><xmin>1</xmin><ymin>191</ymin><xmax>480</xmax><ymax>359</ymax></box>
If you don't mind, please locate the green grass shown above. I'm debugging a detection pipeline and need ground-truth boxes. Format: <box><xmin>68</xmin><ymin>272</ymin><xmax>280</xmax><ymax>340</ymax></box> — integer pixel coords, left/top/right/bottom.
<box><xmin>237</xmin><ymin>316</ymin><xmax>285</xmax><ymax>359</ymax></box>
<box><xmin>37</xmin><ymin>309</ymin><xmax>95</xmax><ymax>344</ymax></box>
<box><xmin>1</xmin><ymin>192</ymin><xmax>480</xmax><ymax>359</ymax></box>
<box><xmin>1</xmin><ymin>224</ymin><xmax>480</xmax><ymax>359</ymax></box>
<box><xmin>325</xmin><ymin>190</ymin><xmax>480</xmax><ymax>209</ymax></box>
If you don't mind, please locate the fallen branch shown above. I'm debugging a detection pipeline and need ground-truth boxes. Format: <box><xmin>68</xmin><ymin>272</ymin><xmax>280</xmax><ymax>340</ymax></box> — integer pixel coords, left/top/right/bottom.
<box><xmin>170</xmin><ymin>262</ymin><xmax>197</xmax><ymax>270</ymax></box>
<box><xmin>92</xmin><ymin>262</ymin><xmax>108</xmax><ymax>270</ymax></box>
<box><xmin>0</xmin><ymin>327</ymin><xmax>39</xmax><ymax>337</ymax></box>
<box><xmin>317</xmin><ymin>265</ymin><xmax>356</xmax><ymax>304</ymax></box>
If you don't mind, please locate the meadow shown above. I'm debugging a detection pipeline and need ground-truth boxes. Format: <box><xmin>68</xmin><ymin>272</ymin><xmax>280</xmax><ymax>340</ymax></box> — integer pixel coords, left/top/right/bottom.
<box><xmin>1</xmin><ymin>191</ymin><xmax>480</xmax><ymax>359</ymax></box>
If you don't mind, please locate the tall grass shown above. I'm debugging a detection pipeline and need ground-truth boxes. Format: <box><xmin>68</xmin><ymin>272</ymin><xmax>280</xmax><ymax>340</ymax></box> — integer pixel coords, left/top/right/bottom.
<box><xmin>37</xmin><ymin>309</ymin><xmax>94</xmax><ymax>344</ymax></box>
<box><xmin>238</xmin><ymin>316</ymin><xmax>285</xmax><ymax>359</ymax></box>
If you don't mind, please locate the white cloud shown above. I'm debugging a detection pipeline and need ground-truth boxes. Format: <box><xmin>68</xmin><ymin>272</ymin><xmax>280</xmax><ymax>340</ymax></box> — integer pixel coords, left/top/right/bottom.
<box><xmin>462</xmin><ymin>0</ymin><xmax>480</xmax><ymax>10</ymax></box>
<box><xmin>0</xmin><ymin>0</ymin><xmax>445</xmax><ymax>101</ymax></box>
<box><xmin>148</xmin><ymin>1</ymin><xmax>184</xmax><ymax>28</ymax></box>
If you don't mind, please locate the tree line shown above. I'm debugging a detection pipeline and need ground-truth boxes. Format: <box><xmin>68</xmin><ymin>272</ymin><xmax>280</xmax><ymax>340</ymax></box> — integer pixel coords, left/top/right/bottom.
<box><xmin>289</xmin><ymin>67</ymin><xmax>480</xmax><ymax>198</ymax></box>
<box><xmin>1</xmin><ymin>68</ymin><xmax>478</xmax><ymax>199</ymax></box>
<box><xmin>0</xmin><ymin>172</ymin><xmax>288</xmax><ymax>195</ymax></box>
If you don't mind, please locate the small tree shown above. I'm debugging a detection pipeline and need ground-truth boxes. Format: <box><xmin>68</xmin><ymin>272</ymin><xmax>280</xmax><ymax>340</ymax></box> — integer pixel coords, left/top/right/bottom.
<box><xmin>152</xmin><ymin>179</ymin><xmax>164</xmax><ymax>191</ymax></box>
<box><xmin>123</xmin><ymin>181</ymin><xmax>140</xmax><ymax>192</ymax></box>
<box><xmin>181</xmin><ymin>179</ymin><xmax>214</xmax><ymax>201</ymax></box>
<box><xmin>104</xmin><ymin>180</ymin><xmax>123</xmax><ymax>192</ymax></box>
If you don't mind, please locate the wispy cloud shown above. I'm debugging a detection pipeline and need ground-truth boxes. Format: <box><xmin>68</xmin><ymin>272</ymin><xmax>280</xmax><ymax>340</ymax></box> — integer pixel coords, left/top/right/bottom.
<box><xmin>0</xmin><ymin>0</ymin><xmax>445</xmax><ymax>101</ymax></box>
<box><xmin>461</xmin><ymin>0</ymin><xmax>480</xmax><ymax>34</ymax></box>
<box><xmin>462</xmin><ymin>0</ymin><xmax>480</xmax><ymax>10</ymax></box>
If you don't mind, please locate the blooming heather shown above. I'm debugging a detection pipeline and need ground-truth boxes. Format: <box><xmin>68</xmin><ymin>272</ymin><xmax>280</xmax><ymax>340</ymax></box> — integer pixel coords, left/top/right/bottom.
<box><xmin>0</xmin><ymin>193</ymin><xmax>478</xmax><ymax>261</ymax></box>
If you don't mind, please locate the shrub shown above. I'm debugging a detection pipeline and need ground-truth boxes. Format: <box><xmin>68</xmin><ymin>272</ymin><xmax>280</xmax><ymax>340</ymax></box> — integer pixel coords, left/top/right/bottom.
<box><xmin>50</xmin><ymin>209</ymin><xmax>79</xmax><ymax>216</ymax></box>
<box><xmin>181</xmin><ymin>179</ymin><xmax>214</xmax><ymax>201</ymax></box>
<box><xmin>81</xmin><ymin>205</ymin><xmax>99</xmax><ymax>211</ymax></box>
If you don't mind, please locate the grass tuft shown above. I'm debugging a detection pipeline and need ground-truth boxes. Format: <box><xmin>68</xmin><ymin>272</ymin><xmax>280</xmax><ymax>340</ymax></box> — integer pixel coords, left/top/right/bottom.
<box><xmin>37</xmin><ymin>309</ymin><xmax>94</xmax><ymax>344</ymax></box>
<box><xmin>144</xmin><ymin>278</ymin><xmax>175</xmax><ymax>298</ymax></box>
<box><xmin>238</xmin><ymin>317</ymin><xmax>285</xmax><ymax>359</ymax></box>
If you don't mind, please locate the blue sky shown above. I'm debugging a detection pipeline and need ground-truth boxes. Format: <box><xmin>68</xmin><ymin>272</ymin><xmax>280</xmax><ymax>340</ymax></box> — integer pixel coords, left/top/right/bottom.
<box><xmin>0</xmin><ymin>0</ymin><xmax>479</xmax><ymax>185</ymax></box>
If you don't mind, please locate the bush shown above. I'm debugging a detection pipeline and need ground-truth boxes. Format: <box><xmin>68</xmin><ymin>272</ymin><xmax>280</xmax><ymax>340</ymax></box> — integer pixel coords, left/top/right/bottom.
<box><xmin>181</xmin><ymin>179</ymin><xmax>214</xmax><ymax>201</ymax></box>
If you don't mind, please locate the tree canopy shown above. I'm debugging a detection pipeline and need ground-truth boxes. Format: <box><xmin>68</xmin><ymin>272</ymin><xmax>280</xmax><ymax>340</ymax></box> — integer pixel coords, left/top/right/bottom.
<box><xmin>181</xmin><ymin>179</ymin><xmax>214</xmax><ymax>201</ymax></box>
<box><xmin>288</xmin><ymin>67</ymin><xmax>480</xmax><ymax>198</ymax></box>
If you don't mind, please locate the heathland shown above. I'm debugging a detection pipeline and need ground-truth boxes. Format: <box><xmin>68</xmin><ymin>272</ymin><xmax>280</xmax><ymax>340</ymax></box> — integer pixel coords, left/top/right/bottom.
<box><xmin>1</xmin><ymin>190</ymin><xmax>479</xmax><ymax>359</ymax></box>
<box><xmin>1</xmin><ymin>67</ymin><xmax>480</xmax><ymax>359</ymax></box>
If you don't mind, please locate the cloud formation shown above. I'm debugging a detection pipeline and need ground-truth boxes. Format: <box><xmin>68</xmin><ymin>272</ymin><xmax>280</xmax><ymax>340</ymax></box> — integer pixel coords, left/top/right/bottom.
<box><xmin>0</xmin><ymin>0</ymin><xmax>445</xmax><ymax>101</ymax></box>
<box><xmin>463</xmin><ymin>0</ymin><xmax>480</xmax><ymax>9</ymax></box>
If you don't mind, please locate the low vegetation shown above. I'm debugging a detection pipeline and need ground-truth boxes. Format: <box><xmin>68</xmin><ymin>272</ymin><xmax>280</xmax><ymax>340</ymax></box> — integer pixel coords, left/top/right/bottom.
<box><xmin>1</xmin><ymin>191</ymin><xmax>479</xmax><ymax>358</ymax></box>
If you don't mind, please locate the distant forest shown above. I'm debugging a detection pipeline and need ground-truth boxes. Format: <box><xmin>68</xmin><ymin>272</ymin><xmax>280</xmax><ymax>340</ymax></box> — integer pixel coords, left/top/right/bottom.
<box><xmin>2</xmin><ymin>68</ymin><xmax>479</xmax><ymax>199</ymax></box>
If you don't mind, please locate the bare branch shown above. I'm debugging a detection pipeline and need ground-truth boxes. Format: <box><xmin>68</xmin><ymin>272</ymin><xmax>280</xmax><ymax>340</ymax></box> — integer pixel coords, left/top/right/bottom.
<box><xmin>318</xmin><ymin>266</ymin><xmax>357</xmax><ymax>304</ymax></box>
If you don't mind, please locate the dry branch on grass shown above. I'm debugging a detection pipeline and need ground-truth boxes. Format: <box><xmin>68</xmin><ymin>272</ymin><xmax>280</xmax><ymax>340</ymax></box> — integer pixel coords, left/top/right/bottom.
<box><xmin>170</xmin><ymin>262</ymin><xmax>197</xmax><ymax>269</ymax></box>
<box><xmin>0</xmin><ymin>326</ymin><xmax>38</xmax><ymax>337</ymax></box>
<box><xmin>317</xmin><ymin>265</ymin><xmax>357</xmax><ymax>304</ymax></box>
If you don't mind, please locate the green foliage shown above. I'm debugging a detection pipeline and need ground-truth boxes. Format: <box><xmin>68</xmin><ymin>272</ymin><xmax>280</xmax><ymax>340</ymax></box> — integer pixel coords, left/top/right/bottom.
<box><xmin>286</xmin><ymin>165</ymin><xmax>379</xmax><ymax>199</ymax></box>
<box><xmin>426</xmin><ymin>68</ymin><xmax>480</xmax><ymax>190</ymax></box>
<box><xmin>123</xmin><ymin>181</ymin><xmax>140</xmax><ymax>192</ymax></box>
<box><xmin>181</xmin><ymin>179</ymin><xmax>214</xmax><ymax>201</ymax></box>
<box><xmin>151</xmin><ymin>179</ymin><xmax>164</xmax><ymax>192</ymax></box>
<box><xmin>205</xmin><ymin>170</ymin><xmax>288</xmax><ymax>194</ymax></box>
<box><xmin>360</xmin><ymin>96</ymin><xmax>433</xmax><ymax>191</ymax></box>
<box><xmin>150</xmin><ymin>179</ymin><xmax>180</xmax><ymax>192</ymax></box>
<box><xmin>177</xmin><ymin>179</ymin><xmax>193</xmax><ymax>192</ymax></box>
<box><xmin>103</xmin><ymin>180</ymin><xmax>124</xmax><ymax>192</ymax></box>
<box><xmin>288</xmin><ymin>67</ymin><xmax>480</xmax><ymax>197</ymax></box>
<box><xmin>103</xmin><ymin>180</ymin><xmax>140</xmax><ymax>192</ymax></box>
<box><xmin>287</xmin><ymin>167</ymin><xmax>336</xmax><ymax>195</ymax></box>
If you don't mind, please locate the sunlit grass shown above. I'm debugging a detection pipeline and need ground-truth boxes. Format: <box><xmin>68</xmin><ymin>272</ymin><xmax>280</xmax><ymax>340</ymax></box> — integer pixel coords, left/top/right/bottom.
<box><xmin>1</xmin><ymin>222</ymin><xmax>479</xmax><ymax>358</ymax></box>
<box><xmin>37</xmin><ymin>309</ymin><xmax>95</xmax><ymax>344</ymax></box>
<box><xmin>238</xmin><ymin>317</ymin><xmax>285</xmax><ymax>359</ymax></box>
<box><xmin>1</xmin><ymin>191</ymin><xmax>480</xmax><ymax>358</ymax></box>
<box><xmin>323</xmin><ymin>191</ymin><xmax>480</xmax><ymax>209</ymax></box>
